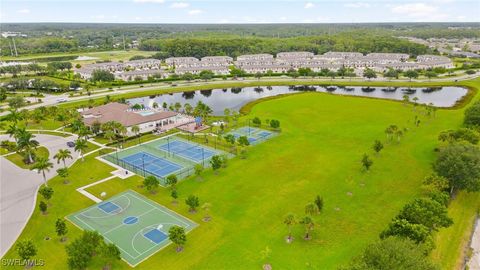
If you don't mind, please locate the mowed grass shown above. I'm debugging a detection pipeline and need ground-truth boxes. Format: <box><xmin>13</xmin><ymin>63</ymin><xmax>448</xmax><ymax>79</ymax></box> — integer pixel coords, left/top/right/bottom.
<box><xmin>1</xmin><ymin>81</ymin><xmax>479</xmax><ymax>269</ymax></box>
<box><xmin>4</xmin><ymin>146</ymin><xmax>49</xmax><ymax>169</ymax></box>
<box><xmin>431</xmin><ymin>191</ymin><xmax>480</xmax><ymax>270</ymax></box>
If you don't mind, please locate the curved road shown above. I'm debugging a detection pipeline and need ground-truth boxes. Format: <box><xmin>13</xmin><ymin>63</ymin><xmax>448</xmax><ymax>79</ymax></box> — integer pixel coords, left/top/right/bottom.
<box><xmin>0</xmin><ymin>133</ymin><xmax>79</xmax><ymax>257</ymax></box>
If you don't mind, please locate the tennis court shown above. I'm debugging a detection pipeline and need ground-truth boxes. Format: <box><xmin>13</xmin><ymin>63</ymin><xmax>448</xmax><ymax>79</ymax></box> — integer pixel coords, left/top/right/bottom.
<box><xmin>228</xmin><ymin>126</ymin><xmax>275</xmax><ymax>144</ymax></box>
<box><xmin>158</xmin><ymin>139</ymin><xmax>217</xmax><ymax>163</ymax></box>
<box><xmin>67</xmin><ymin>190</ymin><xmax>197</xmax><ymax>267</ymax></box>
<box><xmin>120</xmin><ymin>152</ymin><xmax>183</xmax><ymax>178</ymax></box>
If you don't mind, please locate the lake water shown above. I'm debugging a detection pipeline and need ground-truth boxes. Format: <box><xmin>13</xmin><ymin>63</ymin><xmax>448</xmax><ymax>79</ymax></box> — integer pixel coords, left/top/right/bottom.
<box><xmin>128</xmin><ymin>85</ymin><xmax>468</xmax><ymax>115</ymax></box>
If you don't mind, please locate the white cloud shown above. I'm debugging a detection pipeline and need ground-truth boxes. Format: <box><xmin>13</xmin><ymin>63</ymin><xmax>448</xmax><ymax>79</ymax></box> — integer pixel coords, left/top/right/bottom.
<box><xmin>18</xmin><ymin>9</ymin><xmax>30</xmax><ymax>14</ymax></box>
<box><xmin>304</xmin><ymin>2</ymin><xmax>315</xmax><ymax>9</ymax></box>
<box><xmin>170</xmin><ymin>2</ymin><xmax>189</xmax><ymax>9</ymax></box>
<box><xmin>133</xmin><ymin>0</ymin><xmax>165</xmax><ymax>3</ymax></box>
<box><xmin>344</xmin><ymin>2</ymin><xmax>370</xmax><ymax>8</ymax></box>
<box><xmin>188</xmin><ymin>9</ymin><xmax>203</xmax><ymax>15</ymax></box>
<box><xmin>391</xmin><ymin>3</ymin><xmax>437</xmax><ymax>16</ymax></box>
<box><xmin>391</xmin><ymin>2</ymin><xmax>451</xmax><ymax>21</ymax></box>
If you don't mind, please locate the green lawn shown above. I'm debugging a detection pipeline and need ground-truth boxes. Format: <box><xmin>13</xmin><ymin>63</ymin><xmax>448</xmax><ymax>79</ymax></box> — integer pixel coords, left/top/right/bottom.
<box><xmin>4</xmin><ymin>146</ymin><xmax>50</xmax><ymax>169</ymax></box>
<box><xmin>1</xmin><ymin>79</ymin><xmax>480</xmax><ymax>269</ymax></box>
<box><xmin>431</xmin><ymin>191</ymin><xmax>480</xmax><ymax>270</ymax></box>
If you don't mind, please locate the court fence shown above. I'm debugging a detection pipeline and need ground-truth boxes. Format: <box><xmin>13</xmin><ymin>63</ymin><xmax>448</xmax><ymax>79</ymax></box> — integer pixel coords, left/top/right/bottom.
<box><xmin>101</xmin><ymin>135</ymin><xmax>231</xmax><ymax>185</ymax></box>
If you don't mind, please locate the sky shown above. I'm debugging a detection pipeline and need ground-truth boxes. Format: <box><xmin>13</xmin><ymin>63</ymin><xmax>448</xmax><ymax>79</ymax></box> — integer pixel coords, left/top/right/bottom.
<box><xmin>0</xmin><ymin>0</ymin><xmax>479</xmax><ymax>24</ymax></box>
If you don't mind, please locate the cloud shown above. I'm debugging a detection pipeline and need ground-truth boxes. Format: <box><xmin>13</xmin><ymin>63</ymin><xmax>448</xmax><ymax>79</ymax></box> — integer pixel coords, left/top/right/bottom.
<box><xmin>133</xmin><ymin>0</ymin><xmax>165</xmax><ymax>3</ymax></box>
<box><xmin>170</xmin><ymin>2</ymin><xmax>189</xmax><ymax>9</ymax></box>
<box><xmin>304</xmin><ymin>2</ymin><xmax>315</xmax><ymax>9</ymax></box>
<box><xmin>18</xmin><ymin>9</ymin><xmax>30</xmax><ymax>14</ymax></box>
<box><xmin>391</xmin><ymin>3</ymin><xmax>437</xmax><ymax>16</ymax></box>
<box><xmin>344</xmin><ymin>2</ymin><xmax>370</xmax><ymax>8</ymax></box>
<box><xmin>391</xmin><ymin>3</ymin><xmax>450</xmax><ymax>21</ymax></box>
<box><xmin>188</xmin><ymin>9</ymin><xmax>203</xmax><ymax>15</ymax></box>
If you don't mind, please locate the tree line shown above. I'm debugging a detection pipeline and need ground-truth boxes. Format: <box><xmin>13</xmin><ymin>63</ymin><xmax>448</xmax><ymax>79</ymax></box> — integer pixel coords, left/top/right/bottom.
<box><xmin>139</xmin><ymin>33</ymin><xmax>430</xmax><ymax>58</ymax></box>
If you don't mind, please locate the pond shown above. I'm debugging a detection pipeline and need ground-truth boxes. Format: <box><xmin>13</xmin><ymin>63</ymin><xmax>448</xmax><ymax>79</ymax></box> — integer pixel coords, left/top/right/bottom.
<box><xmin>128</xmin><ymin>85</ymin><xmax>468</xmax><ymax>115</ymax></box>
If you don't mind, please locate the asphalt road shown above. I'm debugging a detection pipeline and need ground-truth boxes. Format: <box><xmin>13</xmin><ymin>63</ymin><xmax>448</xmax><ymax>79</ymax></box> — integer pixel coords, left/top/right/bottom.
<box><xmin>0</xmin><ymin>133</ymin><xmax>78</xmax><ymax>257</ymax></box>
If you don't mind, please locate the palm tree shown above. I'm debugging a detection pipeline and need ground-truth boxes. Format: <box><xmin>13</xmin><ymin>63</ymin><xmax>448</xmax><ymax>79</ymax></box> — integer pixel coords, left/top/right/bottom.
<box><xmin>118</xmin><ymin>125</ymin><xmax>128</xmax><ymax>146</ymax></box>
<box><xmin>54</xmin><ymin>149</ymin><xmax>73</xmax><ymax>168</ymax></box>
<box><xmin>77</xmin><ymin>126</ymin><xmax>92</xmax><ymax>140</ymax></box>
<box><xmin>31</xmin><ymin>157</ymin><xmax>53</xmax><ymax>186</ymax></box>
<box><xmin>284</xmin><ymin>213</ymin><xmax>296</xmax><ymax>243</ymax></box>
<box><xmin>305</xmin><ymin>203</ymin><xmax>319</xmax><ymax>216</ymax></box>
<box><xmin>131</xmin><ymin>125</ymin><xmax>140</xmax><ymax>144</ymax></box>
<box><xmin>74</xmin><ymin>139</ymin><xmax>88</xmax><ymax>161</ymax></box>
<box><xmin>7</xmin><ymin>108</ymin><xmax>21</xmax><ymax>123</ymax></box>
<box><xmin>300</xmin><ymin>216</ymin><xmax>315</xmax><ymax>240</ymax></box>
<box><xmin>104</xmin><ymin>130</ymin><xmax>116</xmax><ymax>143</ymax></box>
<box><xmin>6</xmin><ymin>124</ymin><xmax>19</xmax><ymax>143</ymax></box>
<box><xmin>184</xmin><ymin>103</ymin><xmax>193</xmax><ymax>115</ymax></box>
<box><xmin>17</xmin><ymin>129</ymin><xmax>39</xmax><ymax>164</ymax></box>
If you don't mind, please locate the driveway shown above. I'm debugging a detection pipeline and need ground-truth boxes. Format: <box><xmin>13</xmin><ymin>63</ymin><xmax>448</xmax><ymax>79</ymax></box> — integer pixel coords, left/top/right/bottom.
<box><xmin>0</xmin><ymin>133</ymin><xmax>78</xmax><ymax>257</ymax></box>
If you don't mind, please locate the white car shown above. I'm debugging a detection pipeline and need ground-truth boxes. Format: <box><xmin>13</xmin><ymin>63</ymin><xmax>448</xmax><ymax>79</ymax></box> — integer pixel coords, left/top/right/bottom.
<box><xmin>56</xmin><ymin>98</ymin><xmax>68</xmax><ymax>103</ymax></box>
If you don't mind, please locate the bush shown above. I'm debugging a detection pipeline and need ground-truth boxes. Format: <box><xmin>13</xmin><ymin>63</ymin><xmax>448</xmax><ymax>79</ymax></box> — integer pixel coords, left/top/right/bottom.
<box><xmin>464</xmin><ymin>101</ymin><xmax>480</xmax><ymax>127</ymax></box>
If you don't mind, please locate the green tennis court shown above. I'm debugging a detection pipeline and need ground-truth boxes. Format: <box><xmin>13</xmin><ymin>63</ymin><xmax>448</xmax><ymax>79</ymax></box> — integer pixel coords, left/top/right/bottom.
<box><xmin>67</xmin><ymin>190</ymin><xmax>197</xmax><ymax>267</ymax></box>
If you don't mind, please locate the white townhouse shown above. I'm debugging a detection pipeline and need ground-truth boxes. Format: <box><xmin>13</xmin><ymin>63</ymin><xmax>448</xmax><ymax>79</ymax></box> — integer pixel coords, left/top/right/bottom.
<box><xmin>165</xmin><ymin>57</ymin><xmax>200</xmax><ymax>68</ymax></box>
<box><xmin>175</xmin><ymin>66</ymin><xmax>230</xmax><ymax>75</ymax></box>
<box><xmin>276</xmin><ymin>51</ymin><xmax>314</xmax><ymax>59</ymax></box>
<box><xmin>321</xmin><ymin>52</ymin><xmax>364</xmax><ymax>60</ymax></box>
<box><xmin>114</xmin><ymin>69</ymin><xmax>168</xmax><ymax>81</ymax></box>
<box><xmin>124</xmin><ymin>59</ymin><xmax>162</xmax><ymax>70</ymax></box>
<box><xmin>236</xmin><ymin>54</ymin><xmax>274</xmax><ymax>61</ymax></box>
<box><xmin>366</xmin><ymin>53</ymin><xmax>409</xmax><ymax>61</ymax></box>
<box><xmin>200</xmin><ymin>56</ymin><xmax>233</xmax><ymax>64</ymax></box>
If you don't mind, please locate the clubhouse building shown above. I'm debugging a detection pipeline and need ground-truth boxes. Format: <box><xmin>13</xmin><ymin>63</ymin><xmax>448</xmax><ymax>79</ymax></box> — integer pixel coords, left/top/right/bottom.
<box><xmin>81</xmin><ymin>102</ymin><xmax>192</xmax><ymax>136</ymax></box>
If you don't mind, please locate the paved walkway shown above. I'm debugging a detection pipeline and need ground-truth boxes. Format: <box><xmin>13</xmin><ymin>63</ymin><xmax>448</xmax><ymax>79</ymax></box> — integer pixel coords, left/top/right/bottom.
<box><xmin>468</xmin><ymin>218</ymin><xmax>480</xmax><ymax>270</ymax></box>
<box><xmin>0</xmin><ymin>133</ymin><xmax>78</xmax><ymax>257</ymax></box>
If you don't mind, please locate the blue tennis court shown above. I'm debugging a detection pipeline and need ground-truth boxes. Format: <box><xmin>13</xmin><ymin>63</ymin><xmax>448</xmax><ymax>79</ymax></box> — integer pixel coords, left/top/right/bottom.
<box><xmin>158</xmin><ymin>140</ymin><xmax>216</xmax><ymax>163</ymax></box>
<box><xmin>232</xmin><ymin>133</ymin><xmax>257</xmax><ymax>143</ymax></box>
<box><xmin>98</xmin><ymin>202</ymin><xmax>121</xmax><ymax>214</ymax></box>
<box><xmin>121</xmin><ymin>152</ymin><xmax>183</xmax><ymax>178</ymax></box>
<box><xmin>144</xmin><ymin>229</ymin><xmax>168</xmax><ymax>244</ymax></box>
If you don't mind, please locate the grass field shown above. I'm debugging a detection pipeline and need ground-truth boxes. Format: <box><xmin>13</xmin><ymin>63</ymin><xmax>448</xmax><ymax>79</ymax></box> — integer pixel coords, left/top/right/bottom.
<box><xmin>4</xmin><ymin>146</ymin><xmax>49</xmax><ymax>169</ymax></box>
<box><xmin>1</xmin><ymin>79</ymin><xmax>480</xmax><ymax>269</ymax></box>
<box><xmin>1</xmin><ymin>50</ymin><xmax>157</xmax><ymax>64</ymax></box>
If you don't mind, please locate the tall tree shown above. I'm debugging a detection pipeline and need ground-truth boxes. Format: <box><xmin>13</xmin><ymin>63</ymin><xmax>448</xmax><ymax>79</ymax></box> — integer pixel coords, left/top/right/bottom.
<box><xmin>16</xmin><ymin>239</ymin><xmax>37</xmax><ymax>265</ymax></box>
<box><xmin>54</xmin><ymin>149</ymin><xmax>73</xmax><ymax>168</ymax></box>
<box><xmin>55</xmin><ymin>218</ymin><xmax>68</xmax><ymax>242</ymax></box>
<box><xmin>17</xmin><ymin>129</ymin><xmax>39</xmax><ymax>164</ymax></box>
<box><xmin>31</xmin><ymin>157</ymin><xmax>53</xmax><ymax>186</ymax></box>
<box><xmin>74</xmin><ymin>139</ymin><xmax>88</xmax><ymax>161</ymax></box>
<box><xmin>284</xmin><ymin>213</ymin><xmax>297</xmax><ymax>243</ymax></box>
<box><xmin>433</xmin><ymin>143</ymin><xmax>480</xmax><ymax>194</ymax></box>
<box><xmin>168</xmin><ymin>226</ymin><xmax>187</xmax><ymax>252</ymax></box>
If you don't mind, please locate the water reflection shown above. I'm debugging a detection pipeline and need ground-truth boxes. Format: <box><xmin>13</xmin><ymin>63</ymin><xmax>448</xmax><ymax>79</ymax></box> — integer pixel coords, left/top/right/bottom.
<box><xmin>128</xmin><ymin>85</ymin><xmax>467</xmax><ymax>115</ymax></box>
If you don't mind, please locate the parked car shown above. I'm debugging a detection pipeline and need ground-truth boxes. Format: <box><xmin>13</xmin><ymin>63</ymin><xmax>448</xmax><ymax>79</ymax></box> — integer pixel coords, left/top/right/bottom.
<box><xmin>66</xmin><ymin>141</ymin><xmax>75</xmax><ymax>147</ymax></box>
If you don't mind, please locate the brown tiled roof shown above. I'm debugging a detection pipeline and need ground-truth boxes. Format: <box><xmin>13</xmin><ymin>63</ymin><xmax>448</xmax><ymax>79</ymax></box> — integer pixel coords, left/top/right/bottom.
<box><xmin>81</xmin><ymin>102</ymin><xmax>178</xmax><ymax>127</ymax></box>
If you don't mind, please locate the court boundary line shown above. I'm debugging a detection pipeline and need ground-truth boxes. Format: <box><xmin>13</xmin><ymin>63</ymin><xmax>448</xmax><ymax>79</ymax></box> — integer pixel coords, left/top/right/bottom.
<box><xmin>158</xmin><ymin>138</ymin><xmax>219</xmax><ymax>164</ymax></box>
<box><xmin>78</xmin><ymin>195</ymin><xmax>131</xmax><ymax>219</ymax></box>
<box><xmin>67</xmin><ymin>190</ymin><xmax>197</xmax><ymax>267</ymax></box>
<box><xmin>121</xmin><ymin>151</ymin><xmax>184</xmax><ymax>178</ymax></box>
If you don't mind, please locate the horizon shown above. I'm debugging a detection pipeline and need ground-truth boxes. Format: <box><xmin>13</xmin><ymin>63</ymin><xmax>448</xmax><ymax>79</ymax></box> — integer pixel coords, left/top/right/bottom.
<box><xmin>1</xmin><ymin>0</ymin><xmax>479</xmax><ymax>24</ymax></box>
